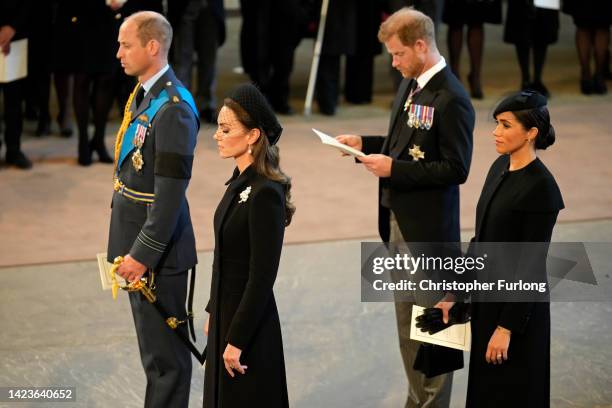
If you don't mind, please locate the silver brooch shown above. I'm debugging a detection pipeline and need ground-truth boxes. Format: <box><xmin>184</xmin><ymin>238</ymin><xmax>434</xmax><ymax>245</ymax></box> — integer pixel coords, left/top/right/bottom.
<box><xmin>238</xmin><ymin>186</ymin><xmax>252</xmax><ymax>203</ymax></box>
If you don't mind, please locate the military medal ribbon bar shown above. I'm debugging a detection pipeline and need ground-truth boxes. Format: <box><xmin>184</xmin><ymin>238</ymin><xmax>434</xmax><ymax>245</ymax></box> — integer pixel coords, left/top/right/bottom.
<box><xmin>407</xmin><ymin>104</ymin><xmax>435</xmax><ymax>130</ymax></box>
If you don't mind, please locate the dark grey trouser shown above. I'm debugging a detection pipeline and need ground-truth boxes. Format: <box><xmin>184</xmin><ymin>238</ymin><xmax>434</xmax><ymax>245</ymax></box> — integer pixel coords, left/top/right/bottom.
<box><xmin>389</xmin><ymin>212</ymin><xmax>453</xmax><ymax>408</ymax></box>
<box><xmin>129</xmin><ymin>271</ymin><xmax>192</xmax><ymax>408</ymax></box>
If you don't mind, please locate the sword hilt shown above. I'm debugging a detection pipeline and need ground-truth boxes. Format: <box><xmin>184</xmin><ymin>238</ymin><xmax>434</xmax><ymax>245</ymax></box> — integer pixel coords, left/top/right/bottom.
<box><xmin>110</xmin><ymin>256</ymin><xmax>124</xmax><ymax>300</ymax></box>
<box><xmin>110</xmin><ymin>256</ymin><xmax>156</xmax><ymax>303</ymax></box>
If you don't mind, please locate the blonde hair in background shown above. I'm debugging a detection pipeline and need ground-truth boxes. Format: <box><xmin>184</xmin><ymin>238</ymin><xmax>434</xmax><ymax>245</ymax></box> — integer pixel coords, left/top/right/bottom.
<box><xmin>378</xmin><ymin>7</ymin><xmax>436</xmax><ymax>48</ymax></box>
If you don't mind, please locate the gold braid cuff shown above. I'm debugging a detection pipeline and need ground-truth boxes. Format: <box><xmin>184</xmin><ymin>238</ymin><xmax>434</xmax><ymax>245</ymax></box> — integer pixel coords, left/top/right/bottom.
<box><xmin>113</xmin><ymin>82</ymin><xmax>141</xmax><ymax>179</ymax></box>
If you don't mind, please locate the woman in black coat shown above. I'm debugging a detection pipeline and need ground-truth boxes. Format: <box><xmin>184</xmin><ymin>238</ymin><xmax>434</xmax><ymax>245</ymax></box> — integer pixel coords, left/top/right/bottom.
<box><xmin>465</xmin><ymin>91</ymin><xmax>564</xmax><ymax>407</ymax></box>
<box><xmin>431</xmin><ymin>91</ymin><xmax>564</xmax><ymax>407</ymax></box>
<box><xmin>471</xmin><ymin>91</ymin><xmax>563</xmax><ymax>407</ymax></box>
<box><xmin>203</xmin><ymin>84</ymin><xmax>295</xmax><ymax>407</ymax></box>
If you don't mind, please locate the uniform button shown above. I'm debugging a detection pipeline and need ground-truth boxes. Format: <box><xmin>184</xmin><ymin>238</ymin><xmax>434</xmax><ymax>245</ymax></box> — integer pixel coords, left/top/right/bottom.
<box><xmin>166</xmin><ymin>81</ymin><xmax>172</xmax><ymax>86</ymax></box>
<box><xmin>71</xmin><ymin>16</ymin><xmax>78</xmax><ymax>23</ymax></box>
<box><xmin>115</xmin><ymin>13</ymin><xmax>122</xmax><ymax>20</ymax></box>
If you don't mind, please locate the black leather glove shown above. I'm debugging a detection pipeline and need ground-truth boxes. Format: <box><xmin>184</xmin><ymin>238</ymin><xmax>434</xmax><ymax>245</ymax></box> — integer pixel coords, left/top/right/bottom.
<box><xmin>415</xmin><ymin>302</ymin><xmax>471</xmax><ymax>335</ymax></box>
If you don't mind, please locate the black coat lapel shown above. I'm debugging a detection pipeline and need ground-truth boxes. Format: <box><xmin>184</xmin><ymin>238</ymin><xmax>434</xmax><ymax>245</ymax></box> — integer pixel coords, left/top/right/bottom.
<box><xmin>213</xmin><ymin>166</ymin><xmax>256</xmax><ymax>240</ymax></box>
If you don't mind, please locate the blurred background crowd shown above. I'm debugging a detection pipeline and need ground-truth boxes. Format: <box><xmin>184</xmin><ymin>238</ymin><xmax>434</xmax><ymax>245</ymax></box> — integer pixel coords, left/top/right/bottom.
<box><xmin>0</xmin><ymin>0</ymin><xmax>610</xmax><ymax>170</ymax></box>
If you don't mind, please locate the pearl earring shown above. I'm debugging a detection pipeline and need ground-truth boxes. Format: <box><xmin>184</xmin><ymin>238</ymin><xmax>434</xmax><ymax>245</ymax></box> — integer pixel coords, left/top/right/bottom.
<box><xmin>248</xmin><ymin>146</ymin><xmax>252</xmax><ymax>155</ymax></box>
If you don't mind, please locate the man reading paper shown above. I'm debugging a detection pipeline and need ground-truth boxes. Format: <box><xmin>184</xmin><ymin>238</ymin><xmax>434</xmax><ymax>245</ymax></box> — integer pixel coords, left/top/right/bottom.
<box><xmin>336</xmin><ymin>8</ymin><xmax>474</xmax><ymax>408</ymax></box>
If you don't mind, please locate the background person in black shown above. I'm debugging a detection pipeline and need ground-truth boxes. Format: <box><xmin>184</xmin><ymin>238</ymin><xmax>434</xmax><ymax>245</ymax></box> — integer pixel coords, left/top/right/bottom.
<box><xmin>168</xmin><ymin>0</ymin><xmax>226</xmax><ymax>123</ymax></box>
<box><xmin>504</xmin><ymin>0</ymin><xmax>560</xmax><ymax>97</ymax></box>
<box><xmin>436</xmin><ymin>91</ymin><xmax>564</xmax><ymax>407</ymax></box>
<box><xmin>562</xmin><ymin>0</ymin><xmax>612</xmax><ymax>95</ymax></box>
<box><xmin>24</xmin><ymin>0</ymin><xmax>54</xmax><ymax>137</ymax></box>
<box><xmin>0</xmin><ymin>0</ymin><xmax>32</xmax><ymax>169</ymax></box>
<box><xmin>239</xmin><ymin>0</ymin><xmax>305</xmax><ymax>115</ymax></box>
<box><xmin>314</xmin><ymin>0</ymin><xmax>384</xmax><ymax>114</ymax></box>
<box><xmin>442</xmin><ymin>0</ymin><xmax>502</xmax><ymax>99</ymax></box>
<box><xmin>336</xmin><ymin>8</ymin><xmax>474</xmax><ymax>407</ymax></box>
<box><xmin>54</xmin><ymin>0</ymin><xmax>121</xmax><ymax>165</ymax></box>
<box><xmin>203</xmin><ymin>84</ymin><xmax>294</xmax><ymax>407</ymax></box>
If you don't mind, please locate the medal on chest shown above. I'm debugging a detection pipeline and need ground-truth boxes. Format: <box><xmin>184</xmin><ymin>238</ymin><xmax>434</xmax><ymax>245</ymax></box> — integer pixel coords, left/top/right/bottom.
<box><xmin>131</xmin><ymin>114</ymin><xmax>150</xmax><ymax>172</ymax></box>
<box><xmin>407</xmin><ymin>104</ymin><xmax>435</xmax><ymax>130</ymax></box>
<box><xmin>409</xmin><ymin>144</ymin><xmax>425</xmax><ymax>161</ymax></box>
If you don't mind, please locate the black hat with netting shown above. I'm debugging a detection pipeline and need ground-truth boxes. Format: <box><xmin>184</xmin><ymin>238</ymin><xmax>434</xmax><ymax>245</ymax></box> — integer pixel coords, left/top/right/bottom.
<box><xmin>228</xmin><ymin>83</ymin><xmax>283</xmax><ymax>145</ymax></box>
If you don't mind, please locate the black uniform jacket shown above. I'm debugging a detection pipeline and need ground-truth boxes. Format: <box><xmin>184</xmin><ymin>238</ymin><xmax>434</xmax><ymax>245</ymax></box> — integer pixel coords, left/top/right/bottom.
<box><xmin>107</xmin><ymin>68</ymin><xmax>199</xmax><ymax>274</ymax></box>
<box><xmin>362</xmin><ymin>66</ymin><xmax>474</xmax><ymax>243</ymax></box>
<box><xmin>204</xmin><ymin>165</ymin><xmax>289</xmax><ymax>407</ymax></box>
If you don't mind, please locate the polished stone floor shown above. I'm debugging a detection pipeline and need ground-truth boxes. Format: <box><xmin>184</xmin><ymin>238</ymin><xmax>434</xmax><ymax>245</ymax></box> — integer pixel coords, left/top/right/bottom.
<box><xmin>1</xmin><ymin>221</ymin><xmax>611</xmax><ymax>408</ymax></box>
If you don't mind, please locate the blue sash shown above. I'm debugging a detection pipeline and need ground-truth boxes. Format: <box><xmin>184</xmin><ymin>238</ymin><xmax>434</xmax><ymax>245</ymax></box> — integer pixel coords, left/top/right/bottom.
<box><xmin>117</xmin><ymin>86</ymin><xmax>198</xmax><ymax>172</ymax></box>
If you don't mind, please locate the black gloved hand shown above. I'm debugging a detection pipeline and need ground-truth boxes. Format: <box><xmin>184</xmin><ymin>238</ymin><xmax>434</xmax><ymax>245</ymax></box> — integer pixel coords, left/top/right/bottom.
<box><xmin>415</xmin><ymin>302</ymin><xmax>471</xmax><ymax>335</ymax></box>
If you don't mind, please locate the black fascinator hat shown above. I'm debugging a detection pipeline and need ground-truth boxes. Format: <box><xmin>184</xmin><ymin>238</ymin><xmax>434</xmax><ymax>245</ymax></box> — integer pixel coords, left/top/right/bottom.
<box><xmin>493</xmin><ymin>90</ymin><xmax>547</xmax><ymax>118</ymax></box>
<box><xmin>227</xmin><ymin>83</ymin><xmax>283</xmax><ymax>145</ymax></box>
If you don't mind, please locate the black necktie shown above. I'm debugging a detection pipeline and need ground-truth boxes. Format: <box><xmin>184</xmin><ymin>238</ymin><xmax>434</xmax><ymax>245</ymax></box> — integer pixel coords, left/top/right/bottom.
<box><xmin>135</xmin><ymin>86</ymin><xmax>145</xmax><ymax>108</ymax></box>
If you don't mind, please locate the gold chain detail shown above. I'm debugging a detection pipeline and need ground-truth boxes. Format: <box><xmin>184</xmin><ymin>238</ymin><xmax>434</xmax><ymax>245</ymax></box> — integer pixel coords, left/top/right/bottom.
<box><xmin>166</xmin><ymin>317</ymin><xmax>187</xmax><ymax>330</ymax></box>
<box><xmin>113</xmin><ymin>82</ymin><xmax>141</xmax><ymax>179</ymax></box>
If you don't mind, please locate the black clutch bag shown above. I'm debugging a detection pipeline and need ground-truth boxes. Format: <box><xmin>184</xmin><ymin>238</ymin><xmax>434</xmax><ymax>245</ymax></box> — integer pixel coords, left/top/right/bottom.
<box><xmin>413</xmin><ymin>344</ymin><xmax>464</xmax><ymax>378</ymax></box>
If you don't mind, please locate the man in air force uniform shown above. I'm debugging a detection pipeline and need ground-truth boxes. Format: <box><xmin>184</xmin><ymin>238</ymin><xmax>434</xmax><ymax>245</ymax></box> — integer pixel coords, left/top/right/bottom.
<box><xmin>107</xmin><ymin>11</ymin><xmax>199</xmax><ymax>408</ymax></box>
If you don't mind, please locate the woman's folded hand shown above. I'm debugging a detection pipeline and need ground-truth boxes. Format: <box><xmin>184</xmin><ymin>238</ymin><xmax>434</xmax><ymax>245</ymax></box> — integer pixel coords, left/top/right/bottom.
<box><xmin>223</xmin><ymin>343</ymin><xmax>248</xmax><ymax>378</ymax></box>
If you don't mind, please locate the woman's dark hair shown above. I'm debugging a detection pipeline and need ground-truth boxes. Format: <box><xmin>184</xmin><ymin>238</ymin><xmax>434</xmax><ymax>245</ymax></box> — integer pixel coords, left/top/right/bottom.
<box><xmin>508</xmin><ymin>106</ymin><xmax>556</xmax><ymax>150</ymax></box>
<box><xmin>224</xmin><ymin>98</ymin><xmax>296</xmax><ymax>226</ymax></box>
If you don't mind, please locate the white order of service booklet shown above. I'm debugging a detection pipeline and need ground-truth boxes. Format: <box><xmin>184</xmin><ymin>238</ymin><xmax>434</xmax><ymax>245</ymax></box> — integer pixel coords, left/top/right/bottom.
<box><xmin>312</xmin><ymin>128</ymin><xmax>365</xmax><ymax>158</ymax></box>
<box><xmin>410</xmin><ymin>305</ymin><xmax>471</xmax><ymax>351</ymax></box>
<box><xmin>534</xmin><ymin>0</ymin><xmax>560</xmax><ymax>10</ymax></box>
<box><xmin>0</xmin><ymin>39</ymin><xmax>28</xmax><ymax>83</ymax></box>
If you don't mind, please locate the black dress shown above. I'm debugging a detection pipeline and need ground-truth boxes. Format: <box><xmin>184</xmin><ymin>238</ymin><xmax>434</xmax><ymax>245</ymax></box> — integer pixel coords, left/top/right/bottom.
<box><xmin>504</xmin><ymin>0</ymin><xmax>560</xmax><ymax>46</ymax></box>
<box><xmin>442</xmin><ymin>0</ymin><xmax>502</xmax><ymax>25</ymax></box>
<box><xmin>204</xmin><ymin>165</ymin><xmax>289</xmax><ymax>407</ymax></box>
<box><xmin>466</xmin><ymin>155</ymin><xmax>564</xmax><ymax>408</ymax></box>
<box><xmin>562</xmin><ymin>0</ymin><xmax>612</xmax><ymax>29</ymax></box>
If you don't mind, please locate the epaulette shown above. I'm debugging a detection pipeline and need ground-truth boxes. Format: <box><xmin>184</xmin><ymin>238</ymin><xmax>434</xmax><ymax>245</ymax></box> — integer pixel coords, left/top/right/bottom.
<box><xmin>164</xmin><ymin>81</ymin><xmax>183</xmax><ymax>104</ymax></box>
